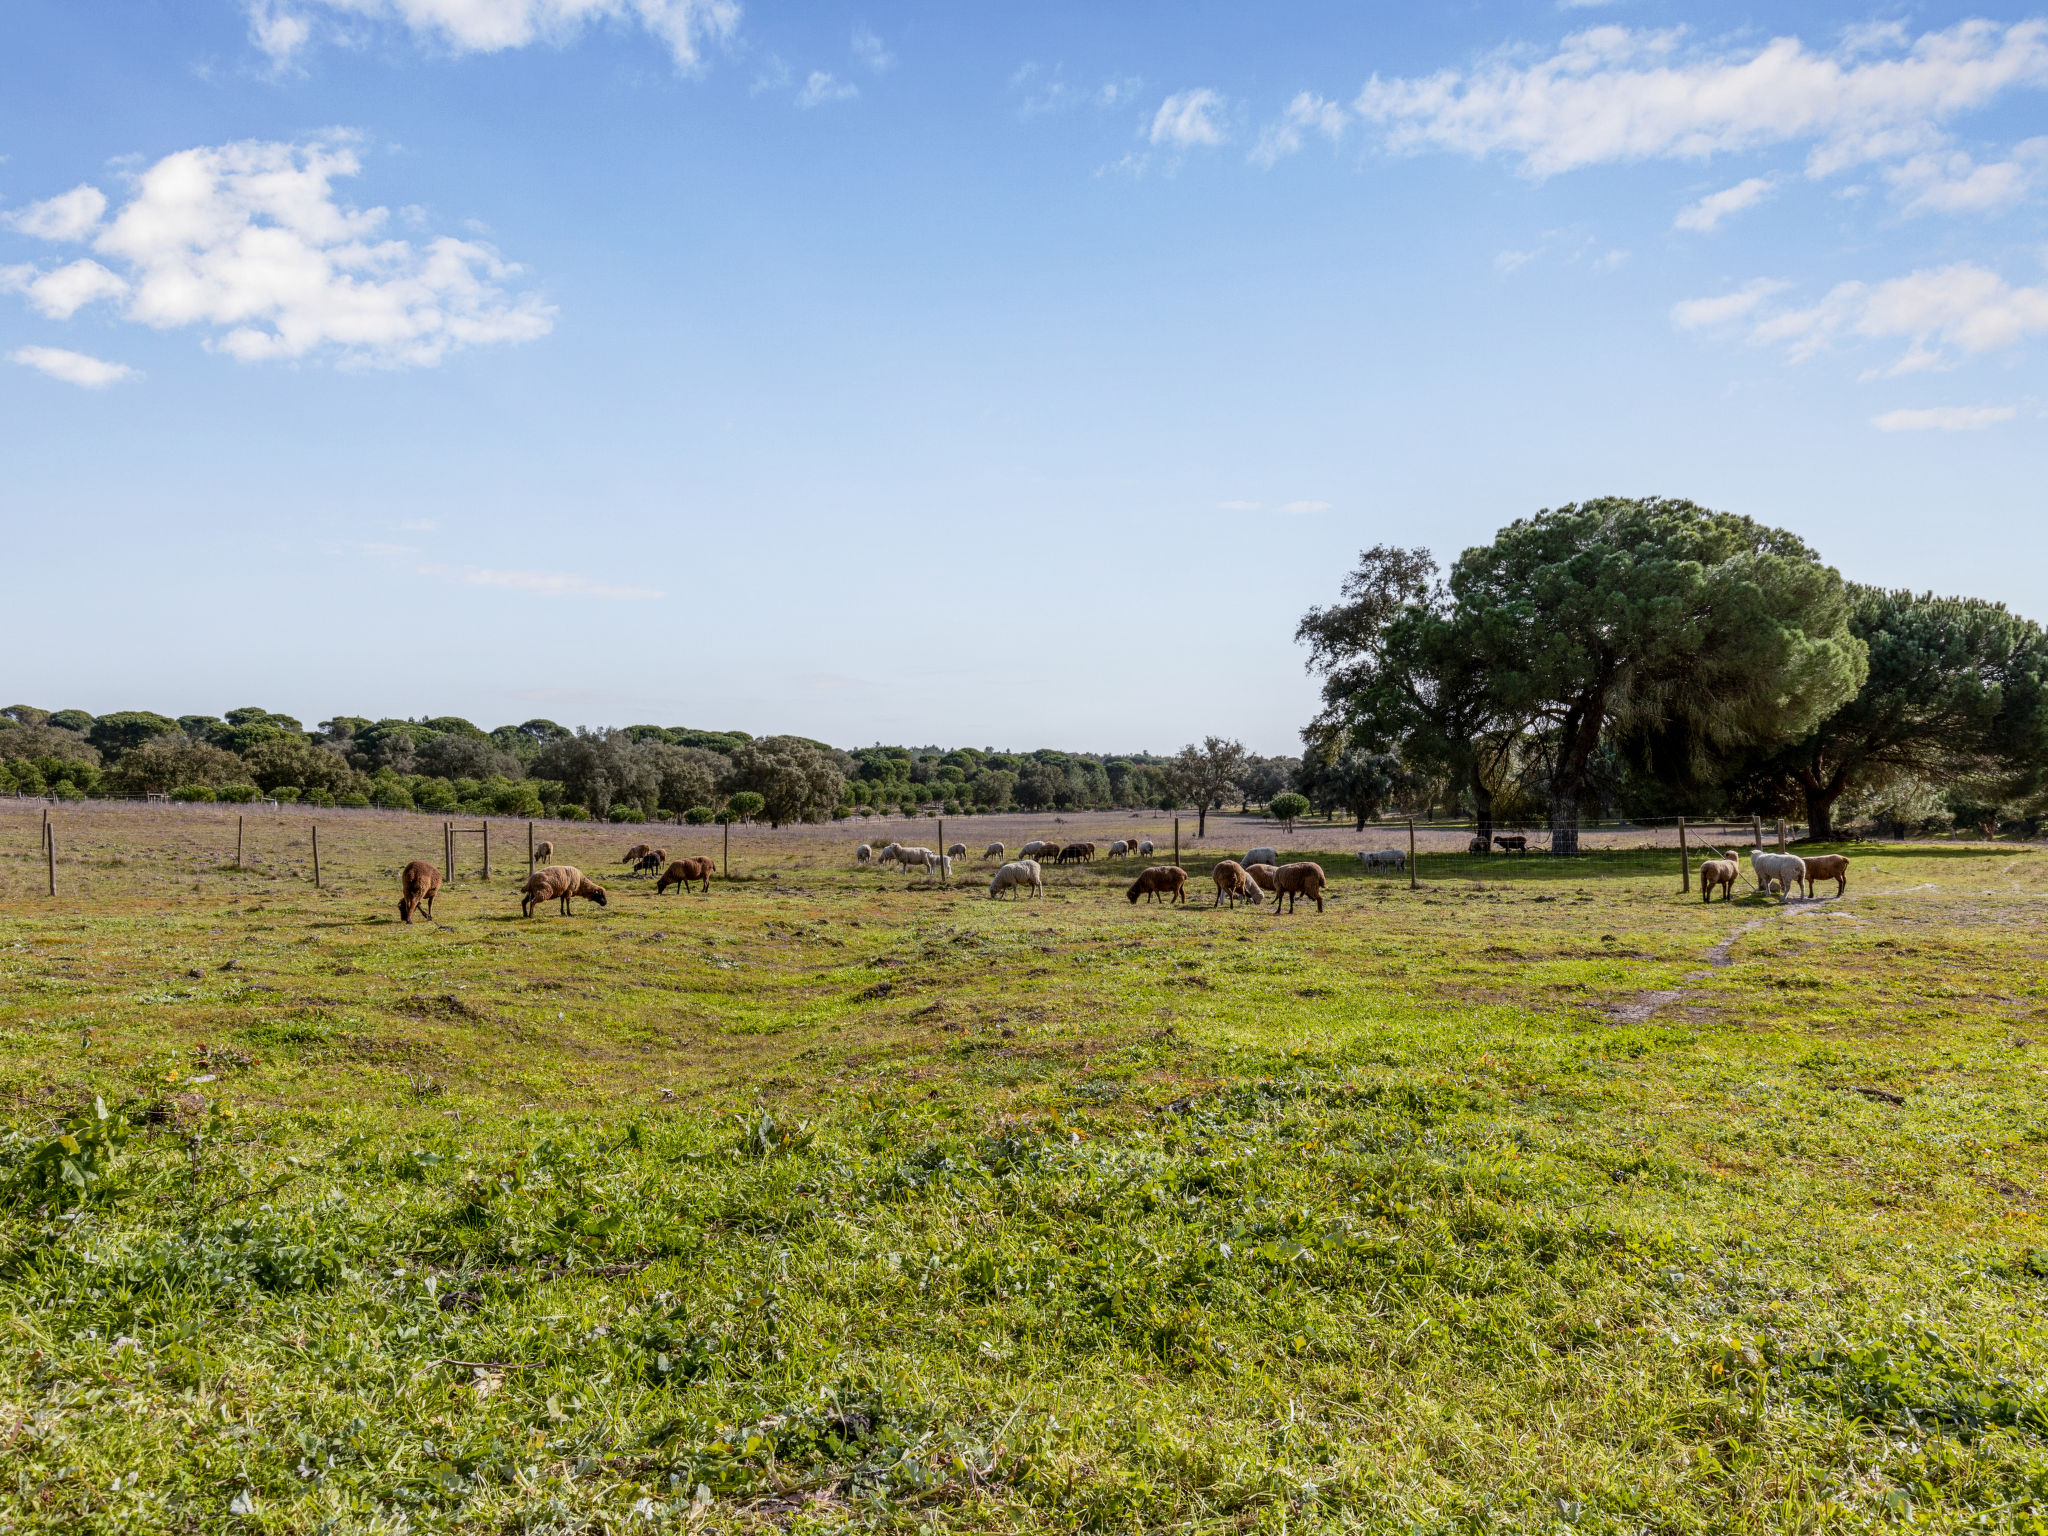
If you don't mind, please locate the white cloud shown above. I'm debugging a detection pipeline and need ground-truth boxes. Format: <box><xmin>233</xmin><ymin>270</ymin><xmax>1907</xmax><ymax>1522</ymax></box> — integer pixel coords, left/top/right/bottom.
<box><xmin>797</xmin><ymin>70</ymin><xmax>857</xmax><ymax>108</ymax></box>
<box><xmin>1872</xmin><ymin>404</ymin><xmax>2016</xmax><ymax>430</ymax></box>
<box><xmin>7</xmin><ymin>345</ymin><xmax>140</xmax><ymax>388</ymax></box>
<box><xmin>1886</xmin><ymin>138</ymin><xmax>2048</xmax><ymax>215</ymax></box>
<box><xmin>1354</xmin><ymin>20</ymin><xmax>2048</xmax><ymax>178</ymax></box>
<box><xmin>1682</xmin><ymin>262</ymin><xmax>2048</xmax><ymax>370</ymax></box>
<box><xmin>0</xmin><ymin>137</ymin><xmax>553</xmax><ymax>368</ymax></box>
<box><xmin>6</xmin><ymin>184</ymin><xmax>108</xmax><ymax>241</ymax></box>
<box><xmin>1674</xmin><ymin>175</ymin><xmax>1775</xmax><ymax>231</ymax></box>
<box><xmin>1280</xmin><ymin>500</ymin><xmax>1331</xmax><ymax>514</ymax></box>
<box><xmin>1250</xmin><ymin>92</ymin><xmax>1348</xmax><ymax>167</ymax></box>
<box><xmin>1150</xmin><ymin>89</ymin><xmax>1228</xmax><ymax>149</ymax></box>
<box><xmin>1014</xmin><ymin>65</ymin><xmax>1144</xmax><ymax>119</ymax></box>
<box><xmin>248</xmin><ymin>0</ymin><xmax>741</xmax><ymax>71</ymax></box>
<box><xmin>1669</xmin><ymin>277</ymin><xmax>1789</xmax><ymax>330</ymax></box>
<box><xmin>0</xmin><ymin>259</ymin><xmax>129</xmax><ymax>319</ymax></box>
<box><xmin>851</xmin><ymin>26</ymin><xmax>891</xmax><ymax>72</ymax></box>
<box><xmin>419</xmin><ymin>563</ymin><xmax>664</xmax><ymax>599</ymax></box>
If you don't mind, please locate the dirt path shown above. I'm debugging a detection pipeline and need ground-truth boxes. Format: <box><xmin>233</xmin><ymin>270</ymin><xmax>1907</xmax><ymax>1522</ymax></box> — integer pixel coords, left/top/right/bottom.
<box><xmin>1606</xmin><ymin>915</ymin><xmax>1775</xmax><ymax>1024</ymax></box>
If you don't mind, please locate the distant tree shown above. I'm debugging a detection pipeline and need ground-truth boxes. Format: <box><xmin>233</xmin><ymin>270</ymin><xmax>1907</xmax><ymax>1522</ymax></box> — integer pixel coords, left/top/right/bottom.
<box><xmin>104</xmin><ymin>738</ymin><xmax>253</xmax><ymax>794</ymax></box>
<box><xmin>1753</xmin><ymin>586</ymin><xmax>2048</xmax><ymax>839</ymax></box>
<box><xmin>2</xmin><ymin>706</ymin><xmax>49</xmax><ymax>726</ymax></box>
<box><xmin>1238</xmin><ymin>756</ymin><xmax>1296</xmax><ymax>811</ymax></box>
<box><xmin>1452</xmin><ymin>499</ymin><xmax>1866</xmax><ymax>853</ymax></box>
<box><xmin>1298</xmin><ymin>744</ymin><xmax>1405</xmax><ymax>830</ymax></box>
<box><xmin>515</xmin><ymin>718</ymin><xmax>573</xmax><ymax>751</ymax></box>
<box><xmin>417</xmin><ymin>733</ymin><xmax>521</xmax><ymax>782</ymax></box>
<box><xmin>1268</xmin><ymin>792</ymin><xmax>1310</xmax><ymax>829</ymax></box>
<box><xmin>1014</xmin><ymin>763</ymin><xmax>1059</xmax><ymax>812</ymax></box>
<box><xmin>48</xmin><ymin>710</ymin><xmax>94</xmax><ymax>733</ymax></box>
<box><xmin>532</xmin><ymin>730</ymin><xmax>659</xmax><ymax>820</ymax></box>
<box><xmin>621</xmin><ymin>724</ymin><xmax>677</xmax><ymax>745</ymax></box>
<box><xmin>726</xmin><ymin>790</ymin><xmax>766</xmax><ymax>823</ymax></box>
<box><xmin>725</xmin><ymin>735</ymin><xmax>847</xmax><ymax>826</ymax></box>
<box><xmin>241</xmin><ymin>736</ymin><xmax>356</xmax><ymax>796</ymax></box>
<box><xmin>0</xmin><ymin>719</ymin><xmax>102</xmax><ymax>766</ymax></box>
<box><xmin>85</xmin><ymin>711</ymin><xmax>180</xmax><ymax>758</ymax></box>
<box><xmin>1172</xmin><ymin>737</ymin><xmax>1248</xmax><ymax>838</ymax></box>
<box><xmin>641</xmin><ymin>743</ymin><xmax>726</xmax><ymax>814</ymax></box>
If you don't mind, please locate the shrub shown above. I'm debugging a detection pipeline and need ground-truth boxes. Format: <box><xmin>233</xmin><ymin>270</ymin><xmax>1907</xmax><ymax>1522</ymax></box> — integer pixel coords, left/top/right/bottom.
<box><xmin>304</xmin><ymin>788</ymin><xmax>335</xmax><ymax>807</ymax></box>
<box><xmin>8</xmin><ymin>762</ymin><xmax>45</xmax><ymax>795</ymax></box>
<box><xmin>270</xmin><ymin>787</ymin><xmax>301</xmax><ymax>804</ymax></box>
<box><xmin>557</xmin><ymin>804</ymin><xmax>590</xmax><ymax>822</ymax></box>
<box><xmin>831</xmin><ymin>805</ymin><xmax>851</xmax><ymax>820</ymax></box>
<box><xmin>727</xmin><ymin>791</ymin><xmax>766</xmax><ymax>823</ymax></box>
<box><xmin>217</xmin><ymin>784</ymin><xmax>259</xmax><ymax>804</ymax></box>
<box><xmin>493</xmin><ymin>781</ymin><xmax>544</xmax><ymax>817</ymax></box>
<box><xmin>370</xmin><ymin>781</ymin><xmax>415</xmax><ymax>811</ymax></box>
<box><xmin>171</xmin><ymin>784</ymin><xmax>217</xmax><ymax>803</ymax></box>
<box><xmin>52</xmin><ymin>782</ymin><xmax>85</xmax><ymax>802</ymax></box>
<box><xmin>683</xmin><ymin>806</ymin><xmax>715</xmax><ymax>825</ymax></box>
<box><xmin>337</xmin><ymin>793</ymin><xmax>370</xmax><ymax>809</ymax></box>
<box><xmin>612</xmin><ymin>806</ymin><xmax>647</xmax><ymax>823</ymax></box>
<box><xmin>1268</xmin><ymin>792</ymin><xmax>1311</xmax><ymax>829</ymax></box>
<box><xmin>856</xmin><ymin>805</ymin><xmax>873</xmax><ymax>818</ymax></box>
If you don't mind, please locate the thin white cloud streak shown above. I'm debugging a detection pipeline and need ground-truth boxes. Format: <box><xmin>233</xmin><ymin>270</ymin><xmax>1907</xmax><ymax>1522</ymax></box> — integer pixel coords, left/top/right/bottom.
<box><xmin>1872</xmin><ymin>404</ymin><xmax>2016</xmax><ymax>430</ymax></box>
<box><xmin>0</xmin><ymin>136</ymin><xmax>553</xmax><ymax>368</ymax></box>
<box><xmin>1250</xmin><ymin>92</ymin><xmax>1346</xmax><ymax>167</ymax></box>
<box><xmin>851</xmin><ymin>26</ymin><xmax>891</xmax><ymax>72</ymax></box>
<box><xmin>1151</xmin><ymin>89</ymin><xmax>1228</xmax><ymax>148</ymax></box>
<box><xmin>1674</xmin><ymin>175</ymin><xmax>1775</xmax><ymax>230</ymax></box>
<box><xmin>1343</xmin><ymin>19</ymin><xmax>2048</xmax><ymax>177</ymax></box>
<box><xmin>246</xmin><ymin>0</ymin><xmax>741</xmax><ymax>70</ymax></box>
<box><xmin>1676</xmin><ymin>263</ymin><xmax>2048</xmax><ymax>372</ymax></box>
<box><xmin>5</xmin><ymin>185</ymin><xmax>107</xmax><ymax>241</ymax></box>
<box><xmin>1886</xmin><ymin>137</ymin><xmax>2048</xmax><ymax>214</ymax></box>
<box><xmin>418</xmin><ymin>563</ymin><xmax>665</xmax><ymax>600</ymax></box>
<box><xmin>797</xmin><ymin>70</ymin><xmax>857</xmax><ymax>108</ymax></box>
<box><xmin>7</xmin><ymin>345</ymin><xmax>140</xmax><ymax>388</ymax></box>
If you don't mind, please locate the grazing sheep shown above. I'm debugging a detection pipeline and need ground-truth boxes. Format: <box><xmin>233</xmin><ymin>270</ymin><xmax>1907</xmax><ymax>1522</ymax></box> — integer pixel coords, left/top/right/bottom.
<box><xmin>621</xmin><ymin>843</ymin><xmax>653</xmax><ymax>866</ymax></box>
<box><xmin>1749</xmin><ymin>848</ymin><xmax>1808</xmax><ymax>900</ymax></box>
<box><xmin>521</xmin><ymin>864</ymin><xmax>608</xmax><ymax>917</ymax></box>
<box><xmin>857</xmin><ymin>843</ymin><xmax>873</xmax><ymax>865</ymax></box>
<box><xmin>947</xmin><ymin>842</ymin><xmax>968</xmax><ymax>859</ymax></box>
<box><xmin>1699</xmin><ymin>858</ymin><xmax>1738</xmax><ymax>902</ymax></box>
<box><xmin>1801</xmin><ymin>853</ymin><xmax>1851</xmax><ymax>897</ymax></box>
<box><xmin>1468</xmin><ymin>836</ymin><xmax>1488</xmax><ymax>854</ymax></box>
<box><xmin>1211</xmin><ymin>859</ymin><xmax>1259</xmax><ymax>908</ymax></box>
<box><xmin>896</xmin><ymin>845</ymin><xmax>936</xmax><ymax>874</ymax></box>
<box><xmin>1018</xmin><ymin>839</ymin><xmax>1053</xmax><ymax>860</ymax></box>
<box><xmin>633</xmin><ymin>847</ymin><xmax>668</xmax><ymax>875</ymax></box>
<box><xmin>1361</xmin><ymin>848</ymin><xmax>1405</xmax><ymax>873</ymax></box>
<box><xmin>982</xmin><ymin>842</ymin><xmax>1005</xmax><ymax>861</ymax></box>
<box><xmin>1057</xmin><ymin>842</ymin><xmax>1090</xmax><ymax>865</ymax></box>
<box><xmin>1494</xmin><ymin>835</ymin><xmax>1528</xmax><ymax>854</ymax></box>
<box><xmin>1246</xmin><ymin>862</ymin><xmax>1279</xmax><ymax>892</ymax></box>
<box><xmin>1137</xmin><ymin>839</ymin><xmax>1154</xmax><ymax>856</ymax></box>
<box><xmin>1109</xmin><ymin>840</ymin><xmax>1129</xmax><ymax>858</ymax></box>
<box><xmin>1127</xmin><ymin>865</ymin><xmax>1188</xmax><ymax>905</ymax></box>
<box><xmin>656</xmin><ymin>856</ymin><xmax>716</xmax><ymax>894</ymax></box>
<box><xmin>873</xmin><ymin>842</ymin><xmax>904</xmax><ymax>869</ymax></box>
<box><xmin>1269</xmin><ymin>861</ymin><xmax>1328</xmax><ymax>914</ymax></box>
<box><xmin>534</xmin><ymin>840</ymin><xmax>553</xmax><ymax>864</ymax></box>
<box><xmin>988</xmin><ymin>859</ymin><xmax>1043</xmax><ymax>900</ymax></box>
<box><xmin>1244</xmin><ymin>846</ymin><xmax>1278</xmax><ymax>870</ymax></box>
<box><xmin>398</xmin><ymin>860</ymin><xmax>441</xmax><ymax>924</ymax></box>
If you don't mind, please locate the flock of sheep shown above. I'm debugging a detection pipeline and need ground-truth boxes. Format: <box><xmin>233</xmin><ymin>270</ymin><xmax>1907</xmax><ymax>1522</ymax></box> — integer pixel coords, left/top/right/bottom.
<box><xmin>388</xmin><ymin>832</ymin><xmax>1852</xmax><ymax>925</ymax></box>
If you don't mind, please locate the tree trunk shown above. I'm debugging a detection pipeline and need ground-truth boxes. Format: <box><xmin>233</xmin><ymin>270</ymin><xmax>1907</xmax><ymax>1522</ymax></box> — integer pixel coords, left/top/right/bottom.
<box><xmin>1549</xmin><ymin>794</ymin><xmax>1580</xmax><ymax>858</ymax></box>
<box><xmin>1354</xmin><ymin>806</ymin><xmax>1367</xmax><ymax>831</ymax></box>
<box><xmin>1470</xmin><ymin>776</ymin><xmax>1494</xmax><ymax>854</ymax></box>
<box><xmin>1197</xmin><ymin>804</ymin><xmax>1206</xmax><ymax>838</ymax></box>
<box><xmin>1546</xmin><ymin>691</ymin><xmax>1607</xmax><ymax>858</ymax></box>
<box><xmin>1796</xmin><ymin>765</ymin><xmax>1846</xmax><ymax>844</ymax></box>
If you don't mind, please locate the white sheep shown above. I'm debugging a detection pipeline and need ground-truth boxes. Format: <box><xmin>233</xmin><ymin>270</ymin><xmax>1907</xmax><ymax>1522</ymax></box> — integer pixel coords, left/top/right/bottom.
<box><xmin>1019</xmin><ymin>839</ymin><xmax>1054</xmax><ymax>860</ymax></box>
<box><xmin>873</xmin><ymin>842</ymin><xmax>903</xmax><ymax>869</ymax></box>
<box><xmin>896</xmin><ymin>845</ymin><xmax>935</xmax><ymax>874</ymax></box>
<box><xmin>1245</xmin><ymin>846</ymin><xmax>1278</xmax><ymax>869</ymax></box>
<box><xmin>1109</xmin><ymin>840</ymin><xmax>1129</xmax><ymax>857</ymax></box>
<box><xmin>1750</xmin><ymin>848</ymin><xmax>1808</xmax><ymax>900</ymax></box>
<box><xmin>988</xmin><ymin>859</ymin><xmax>1043</xmax><ymax>899</ymax></box>
<box><xmin>1137</xmin><ymin>839</ymin><xmax>1154</xmax><ymax>856</ymax></box>
<box><xmin>982</xmin><ymin>842</ymin><xmax>1005</xmax><ymax>861</ymax></box>
<box><xmin>856</xmin><ymin>843</ymin><xmax>873</xmax><ymax>865</ymax></box>
<box><xmin>947</xmin><ymin>842</ymin><xmax>968</xmax><ymax>859</ymax></box>
<box><xmin>1361</xmin><ymin>848</ymin><xmax>1406</xmax><ymax>872</ymax></box>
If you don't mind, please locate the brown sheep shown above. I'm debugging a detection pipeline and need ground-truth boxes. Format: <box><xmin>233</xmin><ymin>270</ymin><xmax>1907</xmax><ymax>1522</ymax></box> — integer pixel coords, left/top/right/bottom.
<box><xmin>1269</xmin><ymin>861</ymin><xmax>1328</xmax><ymax>913</ymax></box>
<box><xmin>398</xmin><ymin>860</ymin><xmax>441</xmax><ymax>924</ymax></box>
<box><xmin>1494</xmin><ymin>835</ymin><xmax>1527</xmax><ymax>853</ymax></box>
<box><xmin>521</xmin><ymin>864</ymin><xmax>609</xmax><ymax>917</ymax></box>
<box><xmin>1699</xmin><ymin>858</ymin><xmax>1738</xmax><ymax>902</ymax></box>
<box><xmin>1057</xmin><ymin>842</ymin><xmax>1090</xmax><ymax>865</ymax></box>
<box><xmin>656</xmin><ymin>856</ymin><xmax>716</xmax><ymax>894</ymax></box>
<box><xmin>1127</xmin><ymin>865</ymin><xmax>1188</xmax><ymax>905</ymax></box>
<box><xmin>620</xmin><ymin>843</ymin><xmax>652</xmax><ymax>865</ymax></box>
<box><xmin>534</xmin><ymin>839</ymin><xmax>554</xmax><ymax>864</ymax></box>
<box><xmin>1245</xmin><ymin>862</ymin><xmax>1279</xmax><ymax>892</ymax></box>
<box><xmin>1801</xmin><ymin>853</ymin><xmax>1850</xmax><ymax>897</ymax></box>
<box><xmin>633</xmin><ymin>847</ymin><xmax>668</xmax><ymax>875</ymax></box>
<box><xmin>1211</xmin><ymin>859</ymin><xmax>1258</xmax><ymax>908</ymax></box>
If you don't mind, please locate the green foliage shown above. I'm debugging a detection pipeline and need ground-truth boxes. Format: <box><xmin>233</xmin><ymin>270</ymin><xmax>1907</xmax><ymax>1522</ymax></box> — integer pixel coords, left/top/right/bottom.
<box><xmin>86</xmin><ymin>710</ymin><xmax>180</xmax><ymax>756</ymax></box>
<box><xmin>370</xmin><ymin>780</ymin><xmax>415</xmax><ymax>811</ymax></box>
<box><xmin>725</xmin><ymin>736</ymin><xmax>845</xmax><ymax>826</ymax></box>
<box><xmin>611</xmin><ymin>806</ymin><xmax>647</xmax><ymax>823</ymax></box>
<box><xmin>556</xmin><ymin>803</ymin><xmax>589</xmax><ymax>821</ymax></box>
<box><xmin>0</xmin><ymin>1097</ymin><xmax>127</xmax><ymax>1209</ymax></box>
<box><xmin>1267</xmin><ymin>791</ymin><xmax>1310</xmax><ymax>827</ymax></box>
<box><xmin>270</xmin><ymin>786</ymin><xmax>301</xmax><ymax>804</ymax></box>
<box><xmin>491</xmin><ymin>780</ymin><xmax>544</xmax><ymax>817</ymax></box>
<box><xmin>337</xmin><ymin>792</ymin><xmax>371</xmax><ymax>808</ymax></box>
<box><xmin>170</xmin><ymin>784</ymin><xmax>217</xmax><ymax>802</ymax></box>
<box><xmin>726</xmin><ymin>790</ymin><xmax>766</xmax><ymax>822</ymax></box>
<box><xmin>683</xmin><ymin>805</ymin><xmax>715</xmax><ymax>824</ymax></box>
<box><xmin>47</xmin><ymin>708</ymin><xmax>94</xmax><ymax>733</ymax></box>
<box><xmin>303</xmin><ymin>788</ymin><xmax>335</xmax><ymax>807</ymax></box>
<box><xmin>216</xmin><ymin>783</ymin><xmax>258</xmax><ymax>803</ymax></box>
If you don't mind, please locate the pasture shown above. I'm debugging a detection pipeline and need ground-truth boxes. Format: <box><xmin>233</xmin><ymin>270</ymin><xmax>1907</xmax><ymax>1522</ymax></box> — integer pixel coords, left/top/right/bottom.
<box><xmin>3</xmin><ymin>803</ymin><xmax>2047</xmax><ymax>1534</ymax></box>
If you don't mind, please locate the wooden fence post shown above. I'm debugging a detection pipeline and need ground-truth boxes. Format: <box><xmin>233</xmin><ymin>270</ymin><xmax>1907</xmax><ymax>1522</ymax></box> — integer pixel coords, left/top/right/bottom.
<box><xmin>46</xmin><ymin>820</ymin><xmax>55</xmax><ymax>897</ymax></box>
<box><xmin>1776</xmin><ymin>817</ymin><xmax>1787</xmax><ymax>852</ymax></box>
<box><xmin>1173</xmin><ymin>817</ymin><xmax>1180</xmax><ymax>868</ymax></box>
<box><xmin>482</xmin><ymin>821</ymin><xmax>490</xmax><ymax>880</ymax></box>
<box><xmin>236</xmin><ymin>814</ymin><xmax>244</xmax><ymax>870</ymax></box>
<box><xmin>527</xmin><ymin>820</ymin><xmax>535</xmax><ymax>875</ymax></box>
<box><xmin>1679</xmin><ymin>817</ymin><xmax>1689</xmax><ymax>892</ymax></box>
<box><xmin>724</xmin><ymin>820</ymin><xmax>731</xmax><ymax>880</ymax></box>
<box><xmin>938</xmin><ymin>817</ymin><xmax>946</xmax><ymax>888</ymax></box>
<box><xmin>312</xmin><ymin>824</ymin><xmax>321</xmax><ymax>888</ymax></box>
<box><xmin>1408</xmin><ymin>818</ymin><xmax>1417</xmax><ymax>891</ymax></box>
<box><xmin>1752</xmin><ymin>814</ymin><xmax>1762</xmax><ymax>847</ymax></box>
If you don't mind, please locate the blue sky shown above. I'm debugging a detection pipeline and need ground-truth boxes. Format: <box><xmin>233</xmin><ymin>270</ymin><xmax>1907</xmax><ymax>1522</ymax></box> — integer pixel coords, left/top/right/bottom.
<box><xmin>4</xmin><ymin>1</ymin><xmax>2044</xmax><ymax>755</ymax></box>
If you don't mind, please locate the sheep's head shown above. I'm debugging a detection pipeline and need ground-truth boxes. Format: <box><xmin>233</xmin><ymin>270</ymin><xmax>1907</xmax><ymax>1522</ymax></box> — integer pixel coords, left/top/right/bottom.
<box><xmin>589</xmin><ymin>887</ymin><xmax>609</xmax><ymax>907</ymax></box>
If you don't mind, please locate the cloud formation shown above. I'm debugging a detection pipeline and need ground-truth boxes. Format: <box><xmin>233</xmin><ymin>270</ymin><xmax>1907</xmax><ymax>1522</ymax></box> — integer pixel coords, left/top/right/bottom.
<box><xmin>419</xmin><ymin>563</ymin><xmax>665</xmax><ymax>600</ymax></box>
<box><xmin>1886</xmin><ymin>138</ymin><xmax>2048</xmax><ymax>214</ymax></box>
<box><xmin>1676</xmin><ymin>263</ymin><xmax>2048</xmax><ymax>372</ymax></box>
<box><xmin>7</xmin><ymin>345</ymin><xmax>139</xmax><ymax>388</ymax></box>
<box><xmin>1674</xmin><ymin>175</ymin><xmax>1775</xmax><ymax>231</ymax></box>
<box><xmin>797</xmin><ymin>70</ymin><xmax>858</xmax><ymax>108</ymax></box>
<box><xmin>247</xmin><ymin>0</ymin><xmax>741</xmax><ymax>70</ymax></box>
<box><xmin>1872</xmin><ymin>404</ymin><xmax>2017</xmax><ymax>430</ymax></box>
<box><xmin>1150</xmin><ymin>89</ymin><xmax>1228</xmax><ymax>149</ymax></box>
<box><xmin>1349</xmin><ymin>20</ymin><xmax>2048</xmax><ymax>177</ymax></box>
<box><xmin>0</xmin><ymin>137</ymin><xmax>553</xmax><ymax>369</ymax></box>
<box><xmin>1250</xmin><ymin>92</ymin><xmax>1347</xmax><ymax>167</ymax></box>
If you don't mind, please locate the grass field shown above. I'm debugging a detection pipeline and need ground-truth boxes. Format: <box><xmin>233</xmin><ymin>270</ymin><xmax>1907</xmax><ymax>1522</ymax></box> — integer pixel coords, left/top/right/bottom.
<box><xmin>4</xmin><ymin>804</ymin><xmax>2047</xmax><ymax>1533</ymax></box>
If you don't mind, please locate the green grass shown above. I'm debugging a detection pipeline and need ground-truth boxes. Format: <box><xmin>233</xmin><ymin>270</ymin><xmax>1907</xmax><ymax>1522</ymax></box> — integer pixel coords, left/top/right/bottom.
<box><xmin>3</xmin><ymin>808</ymin><xmax>2047</xmax><ymax>1532</ymax></box>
